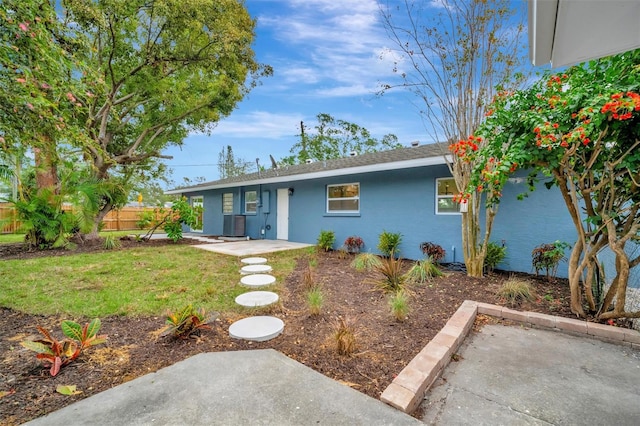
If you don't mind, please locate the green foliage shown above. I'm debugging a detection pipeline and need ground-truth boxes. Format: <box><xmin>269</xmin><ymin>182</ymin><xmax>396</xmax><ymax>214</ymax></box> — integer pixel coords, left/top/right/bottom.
<box><xmin>218</xmin><ymin>145</ymin><xmax>253</xmax><ymax>179</ymax></box>
<box><xmin>343</xmin><ymin>235</ymin><xmax>364</xmax><ymax>253</ymax></box>
<box><xmin>377</xmin><ymin>230</ymin><xmax>402</xmax><ymax>257</ymax></box>
<box><xmin>419</xmin><ymin>242</ymin><xmax>446</xmax><ymax>262</ymax></box>
<box><xmin>532</xmin><ymin>241</ymin><xmax>570</xmax><ymax>280</ymax></box>
<box><xmin>331</xmin><ymin>317</ymin><xmax>357</xmax><ymax>356</ymax></box>
<box><xmin>497</xmin><ymin>277</ymin><xmax>535</xmax><ymax>308</ymax></box>
<box><xmin>160</xmin><ymin>305</ymin><xmax>216</xmax><ymax>339</ymax></box>
<box><xmin>144</xmin><ymin>197</ymin><xmax>201</xmax><ymax>242</ymax></box>
<box><xmin>136</xmin><ymin>211</ymin><xmax>155</xmax><ymax>230</ymax></box>
<box><xmin>281</xmin><ymin>113</ymin><xmax>402</xmax><ymax>165</ymax></box>
<box><xmin>351</xmin><ymin>252</ymin><xmax>382</xmax><ymax>271</ymax></box>
<box><xmin>484</xmin><ymin>241</ymin><xmax>507</xmax><ymax>273</ymax></box>
<box><xmin>316</xmin><ymin>230</ymin><xmax>335</xmax><ymax>252</ymax></box>
<box><xmin>372</xmin><ymin>255</ymin><xmax>406</xmax><ymax>293</ymax></box>
<box><xmin>405</xmin><ymin>258</ymin><xmax>443</xmax><ymax>284</ymax></box>
<box><xmin>13</xmin><ymin>191</ymin><xmax>77</xmax><ymax>249</ymax></box>
<box><xmin>306</xmin><ymin>286</ymin><xmax>324</xmax><ymax>316</ymax></box>
<box><xmin>20</xmin><ymin>319</ymin><xmax>106</xmax><ymax>376</ymax></box>
<box><xmin>389</xmin><ymin>290</ymin><xmax>410</xmax><ymax>321</ymax></box>
<box><xmin>103</xmin><ymin>234</ymin><xmax>121</xmax><ymax>250</ymax></box>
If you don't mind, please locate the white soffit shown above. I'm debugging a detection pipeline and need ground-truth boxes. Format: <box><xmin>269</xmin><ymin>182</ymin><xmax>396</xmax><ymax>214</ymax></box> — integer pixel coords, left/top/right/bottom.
<box><xmin>529</xmin><ymin>0</ymin><xmax>640</xmax><ymax>68</ymax></box>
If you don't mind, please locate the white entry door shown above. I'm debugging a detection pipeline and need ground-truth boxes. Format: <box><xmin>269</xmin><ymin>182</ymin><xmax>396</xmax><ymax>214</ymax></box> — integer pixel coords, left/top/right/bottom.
<box><xmin>276</xmin><ymin>188</ymin><xmax>289</xmax><ymax>240</ymax></box>
<box><xmin>190</xmin><ymin>196</ymin><xmax>203</xmax><ymax>232</ymax></box>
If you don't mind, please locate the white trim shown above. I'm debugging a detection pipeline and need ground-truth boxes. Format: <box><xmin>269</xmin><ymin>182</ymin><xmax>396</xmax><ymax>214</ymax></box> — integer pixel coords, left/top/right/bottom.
<box><xmin>166</xmin><ymin>155</ymin><xmax>449</xmax><ymax>194</ymax></box>
<box><xmin>435</xmin><ymin>177</ymin><xmax>460</xmax><ymax>215</ymax></box>
<box><xmin>244</xmin><ymin>190</ymin><xmax>257</xmax><ymax>215</ymax></box>
<box><xmin>222</xmin><ymin>193</ymin><xmax>233</xmax><ymax>215</ymax></box>
<box><xmin>327</xmin><ymin>182</ymin><xmax>360</xmax><ymax>214</ymax></box>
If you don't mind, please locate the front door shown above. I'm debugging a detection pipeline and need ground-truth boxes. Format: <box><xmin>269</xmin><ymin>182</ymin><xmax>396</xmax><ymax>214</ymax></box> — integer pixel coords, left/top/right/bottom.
<box><xmin>276</xmin><ymin>188</ymin><xmax>289</xmax><ymax>240</ymax></box>
<box><xmin>190</xmin><ymin>196</ymin><xmax>203</xmax><ymax>232</ymax></box>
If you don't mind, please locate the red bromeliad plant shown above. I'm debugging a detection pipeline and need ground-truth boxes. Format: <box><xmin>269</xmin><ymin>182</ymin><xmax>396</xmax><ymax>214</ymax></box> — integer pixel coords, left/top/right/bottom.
<box><xmin>464</xmin><ymin>50</ymin><xmax>640</xmax><ymax>320</ymax></box>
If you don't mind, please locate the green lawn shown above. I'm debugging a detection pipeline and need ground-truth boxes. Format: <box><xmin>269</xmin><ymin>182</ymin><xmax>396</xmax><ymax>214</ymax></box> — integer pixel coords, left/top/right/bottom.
<box><xmin>0</xmin><ymin>243</ymin><xmax>304</xmax><ymax>318</ymax></box>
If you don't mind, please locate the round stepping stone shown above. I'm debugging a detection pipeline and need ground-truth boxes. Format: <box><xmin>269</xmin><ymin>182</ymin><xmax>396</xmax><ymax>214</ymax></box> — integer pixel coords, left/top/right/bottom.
<box><xmin>240</xmin><ymin>264</ymin><xmax>272</xmax><ymax>275</ymax></box>
<box><xmin>241</xmin><ymin>257</ymin><xmax>268</xmax><ymax>265</ymax></box>
<box><xmin>240</xmin><ymin>274</ymin><xmax>276</xmax><ymax>288</ymax></box>
<box><xmin>229</xmin><ymin>316</ymin><xmax>284</xmax><ymax>342</ymax></box>
<box><xmin>235</xmin><ymin>291</ymin><xmax>279</xmax><ymax>307</ymax></box>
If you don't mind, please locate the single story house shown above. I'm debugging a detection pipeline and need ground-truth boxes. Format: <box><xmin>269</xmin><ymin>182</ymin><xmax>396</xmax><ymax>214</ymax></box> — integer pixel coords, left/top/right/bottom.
<box><xmin>166</xmin><ymin>143</ymin><xmax>576</xmax><ymax>277</ymax></box>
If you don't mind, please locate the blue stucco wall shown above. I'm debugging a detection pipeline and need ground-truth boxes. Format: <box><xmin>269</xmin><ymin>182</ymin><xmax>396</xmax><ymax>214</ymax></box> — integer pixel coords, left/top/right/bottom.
<box><xmin>181</xmin><ymin>165</ymin><xmax>577</xmax><ymax>277</ymax></box>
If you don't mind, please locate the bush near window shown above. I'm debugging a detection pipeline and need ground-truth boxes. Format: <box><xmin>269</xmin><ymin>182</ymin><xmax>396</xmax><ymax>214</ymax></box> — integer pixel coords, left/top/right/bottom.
<box><xmin>377</xmin><ymin>230</ymin><xmax>402</xmax><ymax>257</ymax></box>
<box><xmin>420</xmin><ymin>242</ymin><xmax>446</xmax><ymax>262</ymax></box>
<box><xmin>343</xmin><ymin>235</ymin><xmax>364</xmax><ymax>253</ymax></box>
<box><xmin>317</xmin><ymin>230</ymin><xmax>335</xmax><ymax>252</ymax></box>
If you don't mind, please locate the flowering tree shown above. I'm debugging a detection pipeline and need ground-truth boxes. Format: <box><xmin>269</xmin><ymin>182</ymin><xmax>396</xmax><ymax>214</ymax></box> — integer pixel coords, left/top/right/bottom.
<box><xmin>468</xmin><ymin>50</ymin><xmax>640</xmax><ymax>319</ymax></box>
<box><xmin>379</xmin><ymin>0</ymin><xmax>527</xmax><ymax>276</ymax></box>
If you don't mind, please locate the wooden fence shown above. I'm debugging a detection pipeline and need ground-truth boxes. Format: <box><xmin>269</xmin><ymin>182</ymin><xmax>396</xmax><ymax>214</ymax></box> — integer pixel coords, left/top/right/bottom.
<box><xmin>0</xmin><ymin>203</ymin><xmax>161</xmax><ymax>234</ymax></box>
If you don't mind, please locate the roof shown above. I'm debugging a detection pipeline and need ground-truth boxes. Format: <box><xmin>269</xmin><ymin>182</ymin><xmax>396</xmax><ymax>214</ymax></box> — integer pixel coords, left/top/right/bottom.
<box><xmin>167</xmin><ymin>143</ymin><xmax>449</xmax><ymax>194</ymax></box>
<box><xmin>528</xmin><ymin>0</ymin><xmax>640</xmax><ymax>68</ymax></box>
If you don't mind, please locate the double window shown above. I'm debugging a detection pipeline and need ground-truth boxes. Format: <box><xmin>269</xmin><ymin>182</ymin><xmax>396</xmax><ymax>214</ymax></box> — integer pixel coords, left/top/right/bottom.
<box><xmin>327</xmin><ymin>183</ymin><xmax>360</xmax><ymax>213</ymax></box>
<box><xmin>244</xmin><ymin>191</ymin><xmax>257</xmax><ymax>214</ymax></box>
<box><xmin>436</xmin><ymin>177</ymin><xmax>460</xmax><ymax>214</ymax></box>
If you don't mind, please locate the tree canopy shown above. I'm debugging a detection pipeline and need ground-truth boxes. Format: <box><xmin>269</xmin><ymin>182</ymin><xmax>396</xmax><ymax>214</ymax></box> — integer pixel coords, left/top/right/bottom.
<box><xmin>466</xmin><ymin>50</ymin><xmax>640</xmax><ymax>319</ymax></box>
<box><xmin>281</xmin><ymin>113</ymin><xmax>401</xmax><ymax>165</ymax></box>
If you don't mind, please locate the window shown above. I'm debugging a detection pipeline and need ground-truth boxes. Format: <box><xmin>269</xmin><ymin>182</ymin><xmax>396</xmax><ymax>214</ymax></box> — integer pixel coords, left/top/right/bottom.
<box><xmin>244</xmin><ymin>190</ymin><xmax>257</xmax><ymax>214</ymax></box>
<box><xmin>190</xmin><ymin>196</ymin><xmax>204</xmax><ymax>232</ymax></box>
<box><xmin>436</xmin><ymin>177</ymin><xmax>460</xmax><ymax>214</ymax></box>
<box><xmin>327</xmin><ymin>183</ymin><xmax>360</xmax><ymax>213</ymax></box>
<box><xmin>222</xmin><ymin>193</ymin><xmax>233</xmax><ymax>215</ymax></box>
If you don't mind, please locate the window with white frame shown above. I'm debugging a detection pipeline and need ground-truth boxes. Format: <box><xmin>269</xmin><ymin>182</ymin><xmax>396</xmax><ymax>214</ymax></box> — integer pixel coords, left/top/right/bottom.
<box><xmin>222</xmin><ymin>193</ymin><xmax>233</xmax><ymax>215</ymax></box>
<box><xmin>327</xmin><ymin>183</ymin><xmax>360</xmax><ymax>213</ymax></box>
<box><xmin>244</xmin><ymin>190</ymin><xmax>257</xmax><ymax>214</ymax></box>
<box><xmin>436</xmin><ymin>177</ymin><xmax>460</xmax><ymax>214</ymax></box>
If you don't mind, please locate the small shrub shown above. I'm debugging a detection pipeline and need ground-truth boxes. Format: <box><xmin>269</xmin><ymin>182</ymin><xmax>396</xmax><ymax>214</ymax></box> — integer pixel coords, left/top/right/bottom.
<box><xmin>160</xmin><ymin>305</ymin><xmax>217</xmax><ymax>339</ymax></box>
<box><xmin>351</xmin><ymin>252</ymin><xmax>382</xmax><ymax>271</ymax></box>
<box><xmin>20</xmin><ymin>319</ymin><xmax>107</xmax><ymax>376</ymax></box>
<box><xmin>389</xmin><ymin>290</ymin><xmax>410</xmax><ymax>321</ymax></box>
<box><xmin>484</xmin><ymin>241</ymin><xmax>506</xmax><ymax>273</ymax></box>
<box><xmin>317</xmin><ymin>230</ymin><xmax>335</xmax><ymax>252</ymax></box>
<box><xmin>419</xmin><ymin>242</ymin><xmax>446</xmax><ymax>262</ymax></box>
<box><xmin>377</xmin><ymin>230</ymin><xmax>402</xmax><ymax>257</ymax></box>
<box><xmin>497</xmin><ymin>277</ymin><xmax>535</xmax><ymax>307</ymax></box>
<box><xmin>103</xmin><ymin>234</ymin><xmax>121</xmax><ymax>250</ymax></box>
<box><xmin>336</xmin><ymin>248</ymin><xmax>349</xmax><ymax>259</ymax></box>
<box><xmin>405</xmin><ymin>258</ymin><xmax>443</xmax><ymax>284</ymax></box>
<box><xmin>331</xmin><ymin>317</ymin><xmax>357</xmax><ymax>356</ymax></box>
<box><xmin>372</xmin><ymin>255</ymin><xmax>406</xmax><ymax>292</ymax></box>
<box><xmin>532</xmin><ymin>241</ymin><xmax>570</xmax><ymax>280</ymax></box>
<box><xmin>306</xmin><ymin>286</ymin><xmax>324</xmax><ymax>316</ymax></box>
<box><xmin>343</xmin><ymin>235</ymin><xmax>364</xmax><ymax>253</ymax></box>
<box><xmin>136</xmin><ymin>210</ymin><xmax>155</xmax><ymax>230</ymax></box>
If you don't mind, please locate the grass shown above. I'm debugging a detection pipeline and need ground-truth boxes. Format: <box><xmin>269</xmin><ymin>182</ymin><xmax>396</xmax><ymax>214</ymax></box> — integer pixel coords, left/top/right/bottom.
<box><xmin>0</xmin><ymin>243</ymin><xmax>305</xmax><ymax>317</ymax></box>
<box><xmin>405</xmin><ymin>257</ymin><xmax>443</xmax><ymax>284</ymax></box>
<box><xmin>497</xmin><ymin>276</ymin><xmax>536</xmax><ymax>307</ymax></box>
<box><xmin>331</xmin><ymin>316</ymin><xmax>357</xmax><ymax>356</ymax></box>
<box><xmin>371</xmin><ymin>255</ymin><xmax>406</xmax><ymax>293</ymax></box>
<box><xmin>388</xmin><ymin>290</ymin><xmax>410</xmax><ymax>321</ymax></box>
<box><xmin>305</xmin><ymin>286</ymin><xmax>324</xmax><ymax>316</ymax></box>
<box><xmin>351</xmin><ymin>252</ymin><xmax>382</xmax><ymax>271</ymax></box>
<box><xmin>0</xmin><ymin>230</ymin><xmax>145</xmax><ymax>244</ymax></box>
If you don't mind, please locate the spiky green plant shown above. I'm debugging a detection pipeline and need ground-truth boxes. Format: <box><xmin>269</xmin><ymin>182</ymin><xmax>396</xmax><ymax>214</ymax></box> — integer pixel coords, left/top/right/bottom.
<box><xmin>389</xmin><ymin>290</ymin><xmax>410</xmax><ymax>321</ymax></box>
<box><xmin>103</xmin><ymin>234</ymin><xmax>121</xmax><ymax>250</ymax></box>
<box><xmin>372</xmin><ymin>255</ymin><xmax>406</xmax><ymax>293</ymax></box>
<box><xmin>405</xmin><ymin>258</ymin><xmax>443</xmax><ymax>284</ymax></box>
<box><xmin>497</xmin><ymin>277</ymin><xmax>536</xmax><ymax>307</ymax></box>
<box><xmin>306</xmin><ymin>286</ymin><xmax>324</xmax><ymax>316</ymax></box>
<box><xmin>351</xmin><ymin>252</ymin><xmax>382</xmax><ymax>271</ymax></box>
<box><xmin>377</xmin><ymin>230</ymin><xmax>402</xmax><ymax>257</ymax></box>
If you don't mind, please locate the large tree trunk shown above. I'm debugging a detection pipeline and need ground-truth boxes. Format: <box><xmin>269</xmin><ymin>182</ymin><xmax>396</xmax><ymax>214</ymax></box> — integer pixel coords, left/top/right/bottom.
<box><xmin>33</xmin><ymin>145</ymin><xmax>58</xmax><ymax>195</ymax></box>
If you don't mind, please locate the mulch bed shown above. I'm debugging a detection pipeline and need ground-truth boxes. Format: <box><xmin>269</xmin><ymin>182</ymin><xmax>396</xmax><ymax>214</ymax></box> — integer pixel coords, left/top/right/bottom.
<box><xmin>0</xmin><ymin>238</ymin><xmax>578</xmax><ymax>425</ymax></box>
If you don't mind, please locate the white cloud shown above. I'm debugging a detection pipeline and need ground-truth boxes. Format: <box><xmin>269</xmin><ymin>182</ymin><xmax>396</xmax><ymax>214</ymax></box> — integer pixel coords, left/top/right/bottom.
<box><xmin>194</xmin><ymin>111</ymin><xmax>305</xmax><ymax>139</ymax></box>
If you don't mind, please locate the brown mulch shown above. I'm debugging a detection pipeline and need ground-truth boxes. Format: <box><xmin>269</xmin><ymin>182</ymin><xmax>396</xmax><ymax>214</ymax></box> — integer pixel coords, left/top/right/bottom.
<box><xmin>0</xmin><ymin>238</ymin><xmax>577</xmax><ymax>425</ymax></box>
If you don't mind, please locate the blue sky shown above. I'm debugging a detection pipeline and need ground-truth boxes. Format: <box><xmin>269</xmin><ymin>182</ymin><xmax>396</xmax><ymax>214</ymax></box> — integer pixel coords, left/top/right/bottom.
<box><xmin>163</xmin><ymin>0</ymin><xmax>527</xmax><ymax>185</ymax></box>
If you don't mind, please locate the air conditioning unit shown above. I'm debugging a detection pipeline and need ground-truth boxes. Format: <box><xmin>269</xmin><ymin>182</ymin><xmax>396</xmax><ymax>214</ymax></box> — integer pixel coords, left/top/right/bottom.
<box><xmin>223</xmin><ymin>215</ymin><xmax>246</xmax><ymax>237</ymax></box>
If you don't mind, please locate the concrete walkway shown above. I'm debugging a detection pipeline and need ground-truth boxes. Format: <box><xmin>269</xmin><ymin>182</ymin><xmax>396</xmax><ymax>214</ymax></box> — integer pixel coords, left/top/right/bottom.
<box><xmin>26</xmin><ymin>349</ymin><xmax>421</xmax><ymax>426</ymax></box>
<box><xmin>420</xmin><ymin>324</ymin><xmax>640</xmax><ymax>425</ymax></box>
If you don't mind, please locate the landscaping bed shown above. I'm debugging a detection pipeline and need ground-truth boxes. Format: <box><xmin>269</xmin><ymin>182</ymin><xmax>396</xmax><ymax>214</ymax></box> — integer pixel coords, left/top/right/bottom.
<box><xmin>1</xmin><ymin>239</ymin><xmax>575</xmax><ymax>425</ymax></box>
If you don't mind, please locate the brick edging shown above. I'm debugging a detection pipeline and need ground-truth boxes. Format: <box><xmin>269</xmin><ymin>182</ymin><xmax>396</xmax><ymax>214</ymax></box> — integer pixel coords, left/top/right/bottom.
<box><xmin>380</xmin><ymin>300</ymin><xmax>640</xmax><ymax>414</ymax></box>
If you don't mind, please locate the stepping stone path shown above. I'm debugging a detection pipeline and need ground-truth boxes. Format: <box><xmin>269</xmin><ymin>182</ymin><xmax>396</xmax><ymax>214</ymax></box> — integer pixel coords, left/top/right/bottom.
<box><xmin>240</xmin><ymin>264</ymin><xmax>273</xmax><ymax>275</ymax></box>
<box><xmin>240</xmin><ymin>274</ymin><xmax>276</xmax><ymax>288</ymax></box>
<box><xmin>229</xmin><ymin>257</ymin><xmax>283</xmax><ymax>342</ymax></box>
<box><xmin>235</xmin><ymin>291</ymin><xmax>279</xmax><ymax>308</ymax></box>
<box><xmin>229</xmin><ymin>316</ymin><xmax>284</xmax><ymax>342</ymax></box>
<box><xmin>240</xmin><ymin>257</ymin><xmax>268</xmax><ymax>265</ymax></box>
